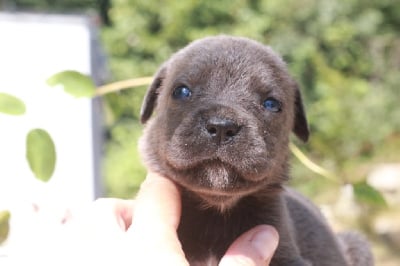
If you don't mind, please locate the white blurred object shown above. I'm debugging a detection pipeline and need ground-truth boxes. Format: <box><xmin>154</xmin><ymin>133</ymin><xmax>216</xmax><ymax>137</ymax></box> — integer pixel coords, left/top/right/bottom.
<box><xmin>0</xmin><ymin>12</ymin><xmax>106</xmax><ymax>260</ymax></box>
<box><xmin>368</xmin><ymin>164</ymin><xmax>400</xmax><ymax>192</ymax></box>
<box><xmin>333</xmin><ymin>184</ymin><xmax>362</xmax><ymax>225</ymax></box>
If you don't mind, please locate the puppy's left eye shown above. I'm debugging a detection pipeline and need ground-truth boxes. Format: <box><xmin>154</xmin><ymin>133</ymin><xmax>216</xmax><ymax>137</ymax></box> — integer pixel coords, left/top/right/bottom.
<box><xmin>172</xmin><ymin>86</ymin><xmax>192</xmax><ymax>100</ymax></box>
<box><xmin>263</xmin><ymin>98</ymin><xmax>282</xmax><ymax>112</ymax></box>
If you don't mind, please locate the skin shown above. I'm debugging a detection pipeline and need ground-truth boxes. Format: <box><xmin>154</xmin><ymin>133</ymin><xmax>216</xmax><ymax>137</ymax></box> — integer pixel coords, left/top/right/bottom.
<box><xmin>63</xmin><ymin>172</ymin><xmax>279</xmax><ymax>266</ymax></box>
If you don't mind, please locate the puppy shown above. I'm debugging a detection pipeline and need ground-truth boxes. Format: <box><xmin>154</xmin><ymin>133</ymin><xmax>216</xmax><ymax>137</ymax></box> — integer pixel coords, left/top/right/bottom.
<box><xmin>139</xmin><ymin>35</ymin><xmax>373</xmax><ymax>266</ymax></box>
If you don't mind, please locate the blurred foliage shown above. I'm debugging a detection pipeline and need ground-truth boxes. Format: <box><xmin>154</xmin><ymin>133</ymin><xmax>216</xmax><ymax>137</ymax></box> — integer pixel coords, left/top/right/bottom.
<box><xmin>0</xmin><ymin>210</ymin><xmax>10</xmax><ymax>245</ymax></box>
<box><xmin>0</xmin><ymin>92</ymin><xmax>26</xmax><ymax>115</ymax></box>
<box><xmin>353</xmin><ymin>181</ymin><xmax>387</xmax><ymax>208</ymax></box>
<box><xmin>47</xmin><ymin>70</ymin><xmax>96</xmax><ymax>98</ymax></box>
<box><xmin>1</xmin><ymin>0</ymin><xmax>98</xmax><ymax>12</ymax></box>
<box><xmin>104</xmin><ymin>119</ymin><xmax>146</xmax><ymax>197</ymax></box>
<box><xmin>26</xmin><ymin>129</ymin><xmax>57</xmax><ymax>182</ymax></box>
<box><xmin>1</xmin><ymin>0</ymin><xmax>111</xmax><ymax>25</ymax></box>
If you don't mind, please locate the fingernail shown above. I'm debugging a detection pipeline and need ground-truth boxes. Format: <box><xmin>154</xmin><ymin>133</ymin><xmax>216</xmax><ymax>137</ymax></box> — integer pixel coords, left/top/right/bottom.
<box><xmin>117</xmin><ymin>215</ymin><xmax>126</xmax><ymax>230</ymax></box>
<box><xmin>251</xmin><ymin>227</ymin><xmax>279</xmax><ymax>260</ymax></box>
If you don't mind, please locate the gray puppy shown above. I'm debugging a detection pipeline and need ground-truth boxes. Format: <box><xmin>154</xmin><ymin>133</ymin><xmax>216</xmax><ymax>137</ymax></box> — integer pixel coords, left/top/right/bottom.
<box><xmin>139</xmin><ymin>35</ymin><xmax>373</xmax><ymax>266</ymax></box>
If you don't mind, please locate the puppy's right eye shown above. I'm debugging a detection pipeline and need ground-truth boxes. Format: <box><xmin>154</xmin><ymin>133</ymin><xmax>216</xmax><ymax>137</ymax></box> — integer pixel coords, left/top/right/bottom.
<box><xmin>172</xmin><ymin>86</ymin><xmax>192</xmax><ymax>100</ymax></box>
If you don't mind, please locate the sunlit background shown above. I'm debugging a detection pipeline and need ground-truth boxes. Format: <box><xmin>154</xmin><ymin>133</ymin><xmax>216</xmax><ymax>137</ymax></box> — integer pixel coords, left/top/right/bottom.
<box><xmin>0</xmin><ymin>0</ymin><xmax>399</xmax><ymax>265</ymax></box>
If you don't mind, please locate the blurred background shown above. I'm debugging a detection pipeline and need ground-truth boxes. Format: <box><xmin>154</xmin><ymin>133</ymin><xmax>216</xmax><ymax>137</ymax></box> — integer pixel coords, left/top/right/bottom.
<box><xmin>0</xmin><ymin>0</ymin><xmax>399</xmax><ymax>265</ymax></box>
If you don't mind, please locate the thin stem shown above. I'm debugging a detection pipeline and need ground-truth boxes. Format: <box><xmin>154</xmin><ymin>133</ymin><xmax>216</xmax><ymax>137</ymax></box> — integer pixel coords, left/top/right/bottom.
<box><xmin>95</xmin><ymin>76</ymin><xmax>153</xmax><ymax>96</ymax></box>
<box><xmin>289</xmin><ymin>142</ymin><xmax>339</xmax><ymax>183</ymax></box>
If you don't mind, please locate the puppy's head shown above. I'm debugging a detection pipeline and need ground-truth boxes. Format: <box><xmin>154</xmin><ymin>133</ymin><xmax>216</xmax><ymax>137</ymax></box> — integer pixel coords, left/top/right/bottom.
<box><xmin>140</xmin><ymin>36</ymin><xmax>309</xmax><ymax>210</ymax></box>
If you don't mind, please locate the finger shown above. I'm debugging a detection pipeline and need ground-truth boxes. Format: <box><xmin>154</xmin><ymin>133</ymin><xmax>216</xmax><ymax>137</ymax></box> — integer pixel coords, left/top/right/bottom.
<box><xmin>128</xmin><ymin>172</ymin><xmax>188</xmax><ymax>265</ymax></box>
<box><xmin>130</xmin><ymin>172</ymin><xmax>181</xmax><ymax>230</ymax></box>
<box><xmin>219</xmin><ymin>225</ymin><xmax>279</xmax><ymax>266</ymax></box>
<box><xmin>61</xmin><ymin>198</ymin><xmax>135</xmax><ymax>262</ymax></box>
<box><xmin>92</xmin><ymin>198</ymin><xmax>134</xmax><ymax>230</ymax></box>
<box><xmin>67</xmin><ymin>198</ymin><xmax>134</xmax><ymax>235</ymax></box>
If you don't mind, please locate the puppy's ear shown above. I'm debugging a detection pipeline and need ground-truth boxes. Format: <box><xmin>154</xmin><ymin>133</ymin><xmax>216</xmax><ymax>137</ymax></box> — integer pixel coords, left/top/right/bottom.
<box><xmin>293</xmin><ymin>86</ymin><xmax>310</xmax><ymax>142</ymax></box>
<box><xmin>140</xmin><ymin>66</ymin><xmax>167</xmax><ymax>124</ymax></box>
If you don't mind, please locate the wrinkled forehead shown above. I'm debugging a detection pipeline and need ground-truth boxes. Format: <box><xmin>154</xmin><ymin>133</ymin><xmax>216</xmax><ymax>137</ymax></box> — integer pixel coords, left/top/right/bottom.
<box><xmin>165</xmin><ymin>39</ymin><xmax>292</xmax><ymax>95</ymax></box>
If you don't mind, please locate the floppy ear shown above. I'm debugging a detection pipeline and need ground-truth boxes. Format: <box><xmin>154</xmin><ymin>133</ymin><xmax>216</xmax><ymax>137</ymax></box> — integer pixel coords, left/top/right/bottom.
<box><xmin>293</xmin><ymin>86</ymin><xmax>310</xmax><ymax>142</ymax></box>
<box><xmin>140</xmin><ymin>66</ymin><xmax>167</xmax><ymax>124</ymax></box>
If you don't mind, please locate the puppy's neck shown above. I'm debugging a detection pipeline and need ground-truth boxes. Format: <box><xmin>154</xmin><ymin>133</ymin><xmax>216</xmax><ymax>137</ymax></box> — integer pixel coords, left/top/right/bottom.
<box><xmin>178</xmin><ymin>185</ymin><xmax>284</xmax><ymax>260</ymax></box>
<box><xmin>180</xmin><ymin>184</ymin><xmax>283</xmax><ymax>214</ymax></box>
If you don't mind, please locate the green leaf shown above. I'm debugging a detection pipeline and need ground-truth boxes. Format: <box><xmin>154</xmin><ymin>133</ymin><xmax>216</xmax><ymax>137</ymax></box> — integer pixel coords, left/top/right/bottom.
<box><xmin>0</xmin><ymin>92</ymin><xmax>26</xmax><ymax>115</ymax></box>
<box><xmin>26</xmin><ymin>129</ymin><xmax>56</xmax><ymax>182</ymax></box>
<box><xmin>0</xmin><ymin>210</ymin><xmax>10</xmax><ymax>245</ymax></box>
<box><xmin>353</xmin><ymin>181</ymin><xmax>387</xmax><ymax>208</ymax></box>
<box><xmin>46</xmin><ymin>70</ymin><xmax>95</xmax><ymax>98</ymax></box>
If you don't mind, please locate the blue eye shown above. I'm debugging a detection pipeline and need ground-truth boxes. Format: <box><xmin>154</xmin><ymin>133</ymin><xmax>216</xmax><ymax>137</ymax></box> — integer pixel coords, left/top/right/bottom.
<box><xmin>263</xmin><ymin>98</ymin><xmax>282</xmax><ymax>112</ymax></box>
<box><xmin>172</xmin><ymin>86</ymin><xmax>192</xmax><ymax>100</ymax></box>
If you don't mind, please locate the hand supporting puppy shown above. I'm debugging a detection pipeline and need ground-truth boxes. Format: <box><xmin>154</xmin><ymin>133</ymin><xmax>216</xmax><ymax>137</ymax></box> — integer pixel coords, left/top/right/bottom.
<box><xmin>65</xmin><ymin>172</ymin><xmax>279</xmax><ymax>266</ymax></box>
<box><xmin>132</xmin><ymin>172</ymin><xmax>279</xmax><ymax>265</ymax></box>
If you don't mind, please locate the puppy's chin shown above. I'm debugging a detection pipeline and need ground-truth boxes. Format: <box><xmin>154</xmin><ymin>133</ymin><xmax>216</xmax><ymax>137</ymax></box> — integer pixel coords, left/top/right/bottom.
<box><xmin>194</xmin><ymin>193</ymin><xmax>242</xmax><ymax>212</ymax></box>
<box><xmin>188</xmin><ymin>182</ymin><xmax>267</xmax><ymax>212</ymax></box>
<box><xmin>165</xmin><ymin>160</ymin><xmax>272</xmax><ymax>211</ymax></box>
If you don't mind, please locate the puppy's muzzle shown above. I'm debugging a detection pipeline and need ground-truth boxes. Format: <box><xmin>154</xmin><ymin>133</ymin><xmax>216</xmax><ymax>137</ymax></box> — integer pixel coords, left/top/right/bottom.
<box><xmin>205</xmin><ymin>117</ymin><xmax>241</xmax><ymax>145</ymax></box>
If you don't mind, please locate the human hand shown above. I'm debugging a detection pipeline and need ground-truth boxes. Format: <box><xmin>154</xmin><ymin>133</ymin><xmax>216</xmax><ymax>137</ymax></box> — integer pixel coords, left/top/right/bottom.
<box><xmin>64</xmin><ymin>172</ymin><xmax>279</xmax><ymax>265</ymax></box>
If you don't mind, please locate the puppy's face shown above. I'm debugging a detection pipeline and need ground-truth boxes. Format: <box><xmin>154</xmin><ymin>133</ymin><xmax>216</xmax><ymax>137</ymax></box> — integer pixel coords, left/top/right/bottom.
<box><xmin>140</xmin><ymin>36</ymin><xmax>309</xmax><ymax>209</ymax></box>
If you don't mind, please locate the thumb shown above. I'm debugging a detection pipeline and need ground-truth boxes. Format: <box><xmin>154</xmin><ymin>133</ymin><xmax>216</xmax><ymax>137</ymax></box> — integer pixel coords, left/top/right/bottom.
<box><xmin>127</xmin><ymin>172</ymin><xmax>188</xmax><ymax>266</ymax></box>
<box><xmin>219</xmin><ymin>225</ymin><xmax>279</xmax><ymax>266</ymax></box>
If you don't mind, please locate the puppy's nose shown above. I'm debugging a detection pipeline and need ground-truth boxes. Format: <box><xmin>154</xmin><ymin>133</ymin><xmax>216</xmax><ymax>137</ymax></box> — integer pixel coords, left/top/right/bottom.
<box><xmin>205</xmin><ymin>117</ymin><xmax>241</xmax><ymax>144</ymax></box>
